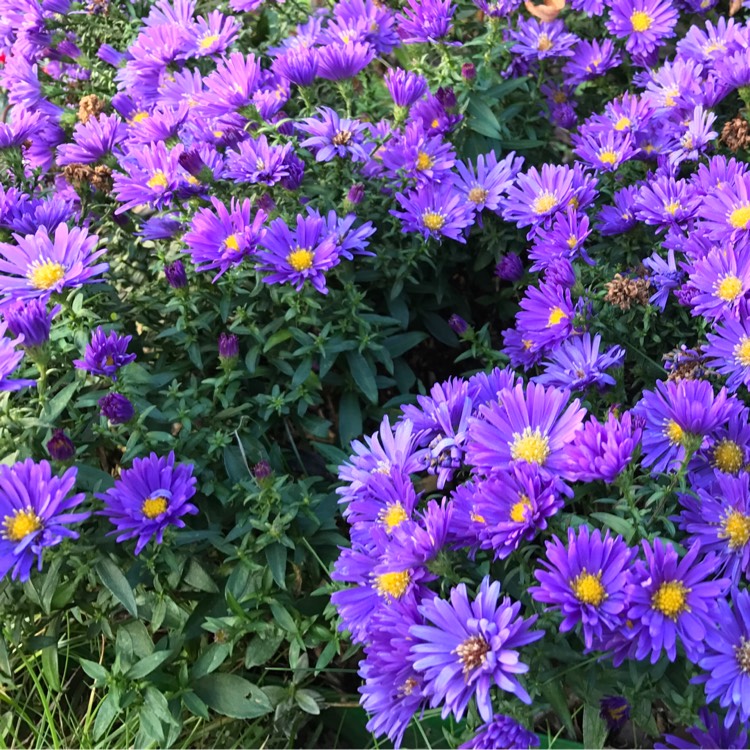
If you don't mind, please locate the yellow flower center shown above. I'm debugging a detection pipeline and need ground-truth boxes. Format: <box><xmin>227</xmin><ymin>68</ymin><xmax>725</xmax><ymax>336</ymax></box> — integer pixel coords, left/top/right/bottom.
<box><xmin>224</xmin><ymin>234</ymin><xmax>240</xmax><ymax>252</ymax></box>
<box><xmin>598</xmin><ymin>150</ymin><xmax>618</xmax><ymax>165</ymax></box>
<box><xmin>431</xmin><ymin>118</ymin><xmax>440</xmax><ymax>129</ymax></box>
<box><xmin>455</xmin><ymin>634</ymin><xmax>490</xmax><ymax>675</ymax></box>
<box><xmin>199</xmin><ymin>34</ymin><xmax>219</xmax><ymax>49</ymax></box>
<box><xmin>720</xmin><ymin>510</ymin><xmax>750</xmax><ymax>550</ymax></box>
<box><xmin>142</xmin><ymin>495</ymin><xmax>168</xmax><ymax>519</ymax></box>
<box><xmin>547</xmin><ymin>306</ymin><xmax>567</xmax><ymax>326</ymax></box>
<box><xmin>716</xmin><ymin>274</ymin><xmax>743</xmax><ymax>302</ymax></box>
<box><xmin>510</xmin><ymin>426</ymin><xmax>550</xmax><ymax>465</ymax></box>
<box><xmin>468</xmin><ymin>187</ymin><xmax>489</xmax><ymax>204</ymax></box>
<box><xmin>614</xmin><ymin>116</ymin><xmax>631</xmax><ymax>131</ymax></box>
<box><xmin>664</xmin><ymin>201</ymin><xmax>681</xmax><ymax>215</ymax></box>
<box><xmin>630</xmin><ymin>10</ymin><xmax>653</xmax><ymax>32</ymax></box>
<box><xmin>380</xmin><ymin>502</ymin><xmax>408</xmax><ymax>531</ymax></box>
<box><xmin>130</xmin><ymin>111</ymin><xmax>149</xmax><ymax>124</ymax></box>
<box><xmin>332</xmin><ymin>130</ymin><xmax>352</xmax><ymax>146</ymax></box>
<box><xmin>665</xmin><ymin>420</ymin><xmax>684</xmax><ymax>445</ymax></box>
<box><xmin>652</xmin><ymin>581</ymin><xmax>690</xmax><ymax>620</ymax></box>
<box><xmin>730</xmin><ymin>204</ymin><xmax>750</xmax><ymax>229</ymax></box>
<box><xmin>422</xmin><ymin>211</ymin><xmax>445</xmax><ymax>231</ymax></box>
<box><xmin>532</xmin><ymin>190</ymin><xmax>558</xmax><ymax>215</ymax></box>
<box><xmin>287</xmin><ymin>248</ymin><xmax>314</xmax><ymax>272</ymax></box>
<box><xmin>572</xmin><ymin>570</ymin><xmax>606</xmax><ymax>606</ymax></box>
<box><xmin>566</xmin><ymin>235</ymin><xmax>577</xmax><ymax>248</ymax></box>
<box><xmin>3</xmin><ymin>508</ymin><xmax>42</xmax><ymax>542</ymax></box>
<box><xmin>553</xmin><ymin>91</ymin><xmax>567</xmax><ymax>104</ymax></box>
<box><xmin>27</xmin><ymin>259</ymin><xmax>65</xmax><ymax>290</ymax></box>
<box><xmin>375</xmin><ymin>570</ymin><xmax>411</xmax><ymax>599</ymax></box>
<box><xmin>537</xmin><ymin>34</ymin><xmax>553</xmax><ymax>51</ymax></box>
<box><xmin>510</xmin><ymin>494</ymin><xmax>532</xmax><ymax>523</ymax></box>
<box><xmin>416</xmin><ymin>151</ymin><xmax>433</xmax><ymax>171</ymax></box>
<box><xmin>470</xmin><ymin>511</ymin><xmax>486</xmax><ymax>524</ymax></box>
<box><xmin>147</xmin><ymin>170</ymin><xmax>169</xmax><ymax>190</ymax></box>
<box><xmin>713</xmin><ymin>439</ymin><xmax>744</xmax><ymax>474</ymax></box>
<box><xmin>734</xmin><ymin>336</ymin><xmax>750</xmax><ymax>367</ymax></box>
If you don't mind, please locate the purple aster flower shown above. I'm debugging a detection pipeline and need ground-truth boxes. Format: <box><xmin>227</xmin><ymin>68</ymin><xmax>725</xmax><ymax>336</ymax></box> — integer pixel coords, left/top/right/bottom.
<box><xmin>183</xmin><ymin>198</ymin><xmax>266</xmax><ymax>280</ymax></box>
<box><xmin>531</xmin><ymin>526</ymin><xmax>635</xmax><ymax>650</ymax></box>
<box><xmin>272</xmin><ymin>46</ymin><xmax>319</xmax><ymax>87</ymax></box>
<box><xmin>460</xmin><ymin>714</ymin><xmax>539</xmax><ymax>750</ymax></box>
<box><xmin>359</xmin><ymin>599</ymin><xmax>428</xmax><ymax>749</ymax></box>
<box><xmin>74</xmin><ymin>327</ymin><xmax>136</xmax><ymax>380</ymax></box>
<box><xmin>0</xmin><ymin>460</ymin><xmax>88</xmax><ymax>582</ymax></box>
<box><xmin>3</xmin><ymin>298</ymin><xmax>59</xmax><ymax>348</ymax></box>
<box><xmin>634</xmin><ymin>176</ymin><xmax>700</xmax><ymax>232</ymax></box>
<box><xmin>56</xmin><ymin>114</ymin><xmax>126</xmax><ymax>166</ymax></box>
<box><xmin>471</xmin><ymin>0</ymin><xmax>522</xmax><ymax>15</ymax></box>
<box><xmin>633</xmin><ymin>379</ymin><xmax>732</xmax><ymax>475</ymax></box>
<box><xmin>0</xmin><ymin>321</ymin><xmax>35</xmax><ymax>392</ymax></box>
<box><xmin>573</xmin><ymin>129</ymin><xmax>635</xmax><ymax>172</ymax></box>
<box><xmin>317</xmin><ymin>42</ymin><xmax>375</xmax><ymax>80</ymax></box>
<box><xmin>502</xmin><ymin>164</ymin><xmax>575</xmax><ymax>232</ymax></box>
<box><xmin>256</xmin><ymin>214</ymin><xmax>341</xmax><ymax>294</ymax></box>
<box><xmin>473</xmin><ymin>466</ymin><xmax>569</xmax><ymax>559</ymax></box>
<box><xmin>697</xmin><ymin>589</ymin><xmax>750</xmax><ymax>729</ymax></box>
<box><xmin>605</xmin><ymin>0</ymin><xmax>677</xmax><ymax>58</ymax></box>
<box><xmin>565</xmin><ymin>410</ymin><xmax>642</xmax><ymax>483</ymax></box>
<box><xmin>309</xmin><ymin>209</ymin><xmax>375</xmax><ymax>259</ymax></box>
<box><xmin>189</xmin><ymin>10</ymin><xmax>238</xmax><ymax>57</ymax></box>
<box><xmin>676</xmin><ymin>473</ymin><xmax>750</xmax><ymax>582</ymax></box>
<box><xmin>467</xmin><ymin>381</ymin><xmax>586</xmax><ymax>479</ymax></box>
<box><xmin>563</xmin><ymin>39</ymin><xmax>622</xmax><ymax>85</ymax></box>
<box><xmin>218</xmin><ymin>332</ymin><xmax>239</xmax><ymax>361</ymax></box>
<box><xmin>164</xmin><ymin>260</ymin><xmax>187</xmax><ymax>289</ymax></box>
<box><xmin>99</xmin><ymin>392</ymin><xmax>134</xmax><ymax>424</ymax></box>
<box><xmin>689</xmin><ymin>244</ymin><xmax>750</xmax><ymax>322</ymax></box>
<box><xmin>529</xmin><ymin>208</ymin><xmax>592</xmax><ymax>271</ymax></box>
<box><xmin>196</xmin><ymin>52</ymin><xmax>261</xmax><ymax>119</ymax></box>
<box><xmin>656</xmin><ymin>707</ymin><xmax>748</xmax><ymax>750</ymax></box>
<box><xmin>544</xmin><ymin>258</ymin><xmax>577</xmax><ymax>288</ymax></box>
<box><xmin>467</xmin><ymin>366</ymin><xmax>521</xmax><ymax>407</ymax></box>
<box><xmin>668</xmin><ymin>105</ymin><xmax>718</xmax><ymax>167</ymax></box>
<box><xmin>533</xmin><ymin>333</ymin><xmax>625</xmax><ymax>392</ymax></box>
<box><xmin>97</xmin><ymin>452</ymin><xmax>198</xmax><ymax>555</ymax></box>
<box><xmin>676</xmin><ymin>18</ymin><xmax>745</xmax><ymax>65</ymax></box>
<box><xmin>381</xmin><ymin>123</ymin><xmax>456</xmax><ymax>187</ymax></box>
<box><xmin>698</xmin><ymin>171</ymin><xmax>750</xmax><ymax>242</ymax></box>
<box><xmin>112</xmin><ymin>141</ymin><xmax>184</xmax><ymax>215</ymax></box>
<box><xmin>296</xmin><ymin>108</ymin><xmax>369</xmax><ymax>163</ymax></box>
<box><xmin>597</xmin><ymin>186</ymin><xmax>638</xmax><ymax>236</ymax></box>
<box><xmin>626</xmin><ymin>539</ymin><xmax>728</xmax><ymax>663</ymax></box>
<box><xmin>138</xmin><ymin>215</ymin><xmax>185</xmax><ymax>242</ymax></box>
<box><xmin>454</xmin><ymin>151</ymin><xmax>523</xmax><ymax>214</ymax></box>
<box><xmin>600</xmin><ymin>697</ymin><xmax>630</xmax><ymax>732</ymax></box>
<box><xmin>396</xmin><ymin>0</ymin><xmax>456</xmax><ymax>44</ymax></box>
<box><xmin>46</xmin><ymin>430</ymin><xmax>75</xmax><ymax>462</ymax></box>
<box><xmin>514</xmin><ymin>281</ymin><xmax>576</xmax><ymax>354</ymax></box>
<box><xmin>384</xmin><ymin>68</ymin><xmax>428</xmax><ymax>107</ymax></box>
<box><xmin>409</xmin><ymin>92</ymin><xmax>462</xmax><ymax>135</ymax></box>
<box><xmin>643</xmin><ymin>248</ymin><xmax>683</xmax><ymax>310</ymax></box>
<box><xmin>382</xmin><ymin>499</ymin><xmax>453</xmax><ymax>571</ymax></box>
<box><xmin>705</xmin><ymin>311</ymin><xmax>750</xmax><ymax>392</ymax></box>
<box><xmin>333</xmin><ymin>0</ymin><xmax>399</xmax><ymax>54</ymax></box>
<box><xmin>392</xmin><ymin>183</ymin><xmax>474</xmax><ymax>243</ymax></box>
<box><xmin>410</xmin><ymin>577</ymin><xmax>542</xmax><ymax>721</ymax></box>
<box><xmin>509</xmin><ymin>18</ymin><xmax>578</xmax><ymax>60</ymax></box>
<box><xmin>495</xmin><ymin>253</ymin><xmax>524</xmax><ymax>282</ymax></box>
<box><xmin>0</xmin><ymin>224</ymin><xmax>107</xmax><ymax>302</ymax></box>
<box><xmin>224</xmin><ymin>136</ymin><xmax>293</xmax><ymax>186</ymax></box>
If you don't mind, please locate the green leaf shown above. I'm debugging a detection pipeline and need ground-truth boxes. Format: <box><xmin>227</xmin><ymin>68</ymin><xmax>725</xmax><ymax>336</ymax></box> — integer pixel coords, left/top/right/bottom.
<box><xmin>126</xmin><ymin>650</ymin><xmax>172</xmax><ymax>680</ymax></box>
<box><xmin>346</xmin><ymin>351</ymin><xmax>378</xmax><ymax>403</ymax></box>
<box><xmin>182</xmin><ymin>691</ymin><xmax>209</xmax><ymax>720</ymax></box>
<box><xmin>541</xmin><ymin>681</ymin><xmax>576</xmax><ymax>739</ymax></box>
<box><xmin>467</xmin><ymin>98</ymin><xmax>502</xmax><ymax>139</ymax></box>
<box><xmin>191</xmin><ymin>643</ymin><xmax>230</xmax><ymax>680</ymax></box>
<box><xmin>192</xmin><ymin>674</ymin><xmax>273</xmax><ymax>719</ymax></box>
<box><xmin>292</xmin><ymin>358</ymin><xmax>313</xmax><ymax>388</ymax></box>
<box><xmin>244</xmin><ymin>631</ymin><xmax>285</xmax><ymax>669</ymax></box>
<box><xmin>582</xmin><ymin>704</ymin><xmax>608</xmax><ymax>750</ymax></box>
<box><xmin>265</xmin><ymin>544</ymin><xmax>287</xmax><ymax>590</ymax></box>
<box><xmin>383</xmin><ymin>332</ymin><xmax>427</xmax><ymax>358</ymax></box>
<box><xmin>295</xmin><ymin>689</ymin><xmax>321</xmax><ymax>715</ymax></box>
<box><xmin>95</xmin><ymin>558</ymin><xmax>138</xmax><ymax>618</ymax></box>
<box><xmin>590</xmin><ymin>512</ymin><xmax>635</xmax><ymax>543</ymax></box>
<box><xmin>184</xmin><ymin>559</ymin><xmax>220</xmax><ymax>593</ymax></box>
<box><xmin>338</xmin><ymin>392</ymin><xmax>362</xmax><ymax>447</ymax></box>
<box><xmin>79</xmin><ymin>658</ymin><xmax>108</xmax><ymax>683</ymax></box>
<box><xmin>42</xmin><ymin>381</ymin><xmax>78</xmax><ymax>424</ymax></box>
<box><xmin>93</xmin><ymin>694</ymin><xmax>118</xmax><ymax>740</ymax></box>
<box><xmin>40</xmin><ymin>642</ymin><xmax>60</xmax><ymax>692</ymax></box>
<box><xmin>269</xmin><ymin>601</ymin><xmax>297</xmax><ymax>634</ymax></box>
<box><xmin>422</xmin><ymin>313</ymin><xmax>459</xmax><ymax>347</ymax></box>
<box><xmin>263</xmin><ymin>329</ymin><xmax>292</xmax><ymax>352</ymax></box>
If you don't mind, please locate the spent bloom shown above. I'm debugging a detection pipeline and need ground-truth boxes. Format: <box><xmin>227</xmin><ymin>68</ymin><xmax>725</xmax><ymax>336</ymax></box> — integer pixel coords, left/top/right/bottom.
<box><xmin>0</xmin><ymin>460</ymin><xmax>89</xmax><ymax>581</ymax></box>
<box><xmin>97</xmin><ymin>452</ymin><xmax>198</xmax><ymax>554</ymax></box>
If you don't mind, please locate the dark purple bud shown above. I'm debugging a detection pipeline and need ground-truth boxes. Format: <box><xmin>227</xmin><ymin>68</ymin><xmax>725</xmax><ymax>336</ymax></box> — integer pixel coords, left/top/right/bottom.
<box><xmin>346</xmin><ymin>183</ymin><xmax>365</xmax><ymax>205</ymax></box>
<box><xmin>4</xmin><ymin>299</ymin><xmax>59</xmax><ymax>347</ymax></box>
<box><xmin>164</xmin><ymin>260</ymin><xmax>187</xmax><ymax>289</ymax></box>
<box><xmin>675</xmin><ymin>282</ymin><xmax>698</xmax><ymax>306</ymax></box>
<box><xmin>436</xmin><ymin>86</ymin><xmax>457</xmax><ymax>109</ymax></box>
<box><xmin>253</xmin><ymin>460</ymin><xmax>272</xmax><ymax>479</ymax></box>
<box><xmin>495</xmin><ymin>253</ymin><xmax>524</xmax><ymax>282</ymax></box>
<box><xmin>218</xmin><ymin>333</ymin><xmax>239</xmax><ymax>361</ymax></box>
<box><xmin>448</xmin><ymin>314</ymin><xmax>468</xmax><ymax>335</ymax></box>
<box><xmin>256</xmin><ymin>193</ymin><xmax>276</xmax><ymax>214</ymax></box>
<box><xmin>280</xmin><ymin>152</ymin><xmax>305</xmax><ymax>191</ymax></box>
<box><xmin>600</xmin><ymin>697</ymin><xmax>630</xmax><ymax>732</ymax></box>
<box><xmin>461</xmin><ymin>63</ymin><xmax>476</xmax><ymax>80</ymax></box>
<box><xmin>178</xmin><ymin>149</ymin><xmax>207</xmax><ymax>177</ymax></box>
<box><xmin>46</xmin><ymin>429</ymin><xmax>75</xmax><ymax>461</ymax></box>
<box><xmin>99</xmin><ymin>392</ymin><xmax>134</xmax><ymax>424</ymax></box>
<box><xmin>544</xmin><ymin>257</ymin><xmax>576</xmax><ymax>288</ymax></box>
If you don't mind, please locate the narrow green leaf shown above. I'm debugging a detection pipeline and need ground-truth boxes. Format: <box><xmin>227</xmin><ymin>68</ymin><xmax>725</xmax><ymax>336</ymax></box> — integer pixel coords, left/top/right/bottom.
<box><xmin>93</xmin><ymin>694</ymin><xmax>117</xmax><ymax>740</ymax></box>
<box><xmin>269</xmin><ymin>601</ymin><xmax>298</xmax><ymax>634</ymax></box>
<box><xmin>583</xmin><ymin>704</ymin><xmax>609</xmax><ymax>749</ymax></box>
<box><xmin>590</xmin><ymin>512</ymin><xmax>635</xmax><ymax>543</ymax></box>
<box><xmin>345</xmin><ymin>351</ymin><xmax>378</xmax><ymax>403</ymax></box>
<box><xmin>42</xmin><ymin>381</ymin><xmax>78</xmax><ymax>424</ymax></box>
<box><xmin>193</xmin><ymin>674</ymin><xmax>273</xmax><ymax>719</ymax></box>
<box><xmin>295</xmin><ymin>689</ymin><xmax>321</xmax><ymax>715</ymax></box>
<box><xmin>265</xmin><ymin>544</ymin><xmax>287</xmax><ymax>590</ymax></box>
<box><xmin>79</xmin><ymin>658</ymin><xmax>108</xmax><ymax>683</ymax></box>
<box><xmin>338</xmin><ymin>392</ymin><xmax>362</xmax><ymax>447</ymax></box>
<box><xmin>95</xmin><ymin>558</ymin><xmax>138</xmax><ymax>618</ymax></box>
<box><xmin>126</xmin><ymin>650</ymin><xmax>172</xmax><ymax>680</ymax></box>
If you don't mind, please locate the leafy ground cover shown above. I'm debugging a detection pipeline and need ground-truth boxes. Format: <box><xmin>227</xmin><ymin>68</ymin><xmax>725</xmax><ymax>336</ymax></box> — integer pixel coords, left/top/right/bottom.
<box><xmin>0</xmin><ymin>0</ymin><xmax>748</xmax><ymax>747</ymax></box>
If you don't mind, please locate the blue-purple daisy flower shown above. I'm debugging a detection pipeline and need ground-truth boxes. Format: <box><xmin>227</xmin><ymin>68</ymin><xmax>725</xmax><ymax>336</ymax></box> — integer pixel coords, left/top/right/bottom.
<box><xmin>73</xmin><ymin>327</ymin><xmax>136</xmax><ymax>380</ymax></box>
<box><xmin>460</xmin><ymin>714</ymin><xmax>540</xmax><ymax>750</ymax></box>
<box><xmin>296</xmin><ymin>107</ymin><xmax>370</xmax><ymax>163</ymax></box>
<box><xmin>392</xmin><ymin>183</ymin><xmax>474</xmax><ymax>243</ymax></box>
